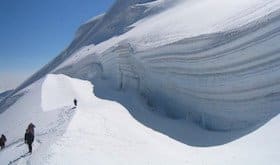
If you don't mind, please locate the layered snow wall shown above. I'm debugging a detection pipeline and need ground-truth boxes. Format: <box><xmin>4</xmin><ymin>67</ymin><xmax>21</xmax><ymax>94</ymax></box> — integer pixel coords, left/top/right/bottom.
<box><xmin>56</xmin><ymin>10</ymin><xmax>280</xmax><ymax>131</ymax></box>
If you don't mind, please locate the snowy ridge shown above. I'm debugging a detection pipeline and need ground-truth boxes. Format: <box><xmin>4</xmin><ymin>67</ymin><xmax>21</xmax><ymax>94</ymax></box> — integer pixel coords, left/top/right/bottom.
<box><xmin>55</xmin><ymin>7</ymin><xmax>280</xmax><ymax>130</ymax></box>
<box><xmin>0</xmin><ymin>0</ymin><xmax>280</xmax><ymax>165</ymax></box>
<box><xmin>1</xmin><ymin>0</ymin><xmax>280</xmax><ymax>164</ymax></box>
<box><xmin>2</xmin><ymin>0</ymin><xmax>279</xmax><ymax>129</ymax></box>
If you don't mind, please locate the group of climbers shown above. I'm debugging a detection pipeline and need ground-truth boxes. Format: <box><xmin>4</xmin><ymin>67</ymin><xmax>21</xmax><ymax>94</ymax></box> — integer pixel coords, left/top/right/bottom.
<box><xmin>0</xmin><ymin>98</ymin><xmax>78</xmax><ymax>153</ymax></box>
<box><xmin>0</xmin><ymin>123</ymin><xmax>35</xmax><ymax>154</ymax></box>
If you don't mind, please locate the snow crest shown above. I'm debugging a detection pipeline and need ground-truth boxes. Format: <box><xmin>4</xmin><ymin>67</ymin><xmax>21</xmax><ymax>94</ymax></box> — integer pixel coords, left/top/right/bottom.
<box><xmin>41</xmin><ymin>74</ymin><xmax>93</xmax><ymax>111</ymax></box>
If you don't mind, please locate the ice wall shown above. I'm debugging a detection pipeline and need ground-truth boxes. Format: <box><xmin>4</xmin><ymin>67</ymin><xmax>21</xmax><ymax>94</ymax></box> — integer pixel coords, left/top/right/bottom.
<box><xmin>68</xmin><ymin>12</ymin><xmax>280</xmax><ymax>131</ymax></box>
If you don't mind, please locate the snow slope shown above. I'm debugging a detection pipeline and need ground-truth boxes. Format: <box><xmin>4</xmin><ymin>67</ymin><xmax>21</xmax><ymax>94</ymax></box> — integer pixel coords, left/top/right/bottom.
<box><xmin>1</xmin><ymin>0</ymin><xmax>280</xmax><ymax>164</ymax></box>
<box><xmin>0</xmin><ymin>74</ymin><xmax>84</xmax><ymax>164</ymax></box>
<box><xmin>0</xmin><ymin>74</ymin><xmax>279</xmax><ymax>165</ymax></box>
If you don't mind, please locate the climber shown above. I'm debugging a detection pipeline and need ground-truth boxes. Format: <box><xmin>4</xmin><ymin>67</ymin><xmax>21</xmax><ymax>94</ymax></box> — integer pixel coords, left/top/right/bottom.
<box><xmin>0</xmin><ymin>134</ymin><xmax>7</xmax><ymax>149</ymax></box>
<box><xmin>73</xmin><ymin>98</ymin><xmax>77</xmax><ymax>107</ymax></box>
<box><xmin>25</xmin><ymin>123</ymin><xmax>35</xmax><ymax>153</ymax></box>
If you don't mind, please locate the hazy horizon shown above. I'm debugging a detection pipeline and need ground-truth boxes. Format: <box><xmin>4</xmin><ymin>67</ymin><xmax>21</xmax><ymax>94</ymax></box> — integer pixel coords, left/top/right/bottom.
<box><xmin>0</xmin><ymin>0</ymin><xmax>114</xmax><ymax>92</ymax></box>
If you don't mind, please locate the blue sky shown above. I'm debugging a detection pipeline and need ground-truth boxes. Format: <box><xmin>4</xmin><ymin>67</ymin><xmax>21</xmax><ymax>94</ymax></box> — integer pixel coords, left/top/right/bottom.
<box><xmin>0</xmin><ymin>0</ymin><xmax>114</xmax><ymax>91</ymax></box>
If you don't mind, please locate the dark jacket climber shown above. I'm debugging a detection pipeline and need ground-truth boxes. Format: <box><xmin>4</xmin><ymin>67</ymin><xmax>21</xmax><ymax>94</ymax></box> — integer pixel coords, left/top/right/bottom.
<box><xmin>74</xmin><ymin>98</ymin><xmax>77</xmax><ymax>107</ymax></box>
<box><xmin>0</xmin><ymin>134</ymin><xmax>7</xmax><ymax>149</ymax></box>
<box><xmin>25</xmin><ymin>129</ymin><xmax>34</xmax><ymax>153</ymax></box>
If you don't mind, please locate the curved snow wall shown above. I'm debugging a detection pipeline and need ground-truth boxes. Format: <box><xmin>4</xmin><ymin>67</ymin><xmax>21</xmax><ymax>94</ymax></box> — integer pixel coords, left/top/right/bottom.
<box><xmin>98</xmin><ymin>12</ymin><xmax>280</xmax><ymax>131</ymax></box>
<box><xmin>57</xmin><ymin>11</ymin><xmax>280</xmax><ymax>131</ymax></box>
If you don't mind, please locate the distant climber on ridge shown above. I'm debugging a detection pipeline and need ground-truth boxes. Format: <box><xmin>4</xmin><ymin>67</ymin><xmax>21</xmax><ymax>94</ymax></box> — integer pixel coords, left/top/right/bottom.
<box><xmin>73</xmin><ymin>98</ymin><xmax>78</xmax><ymax>107</ymax></box>
<box><xmin>0</xmin><ymin>134</ymin><xmax>7</xmax><ymax>149</ymax></box>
